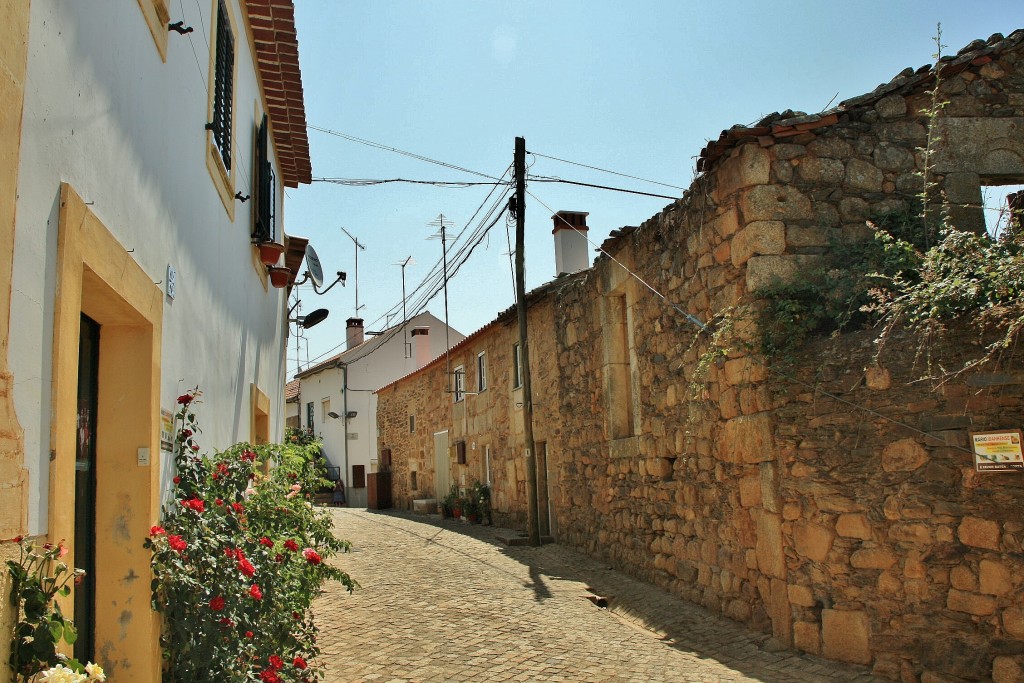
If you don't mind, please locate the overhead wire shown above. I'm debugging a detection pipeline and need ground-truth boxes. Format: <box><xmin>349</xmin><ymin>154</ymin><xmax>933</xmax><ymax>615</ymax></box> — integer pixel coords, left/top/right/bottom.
<box><xmin>313</xmin><ymin>178</ymin><xmax>509</xmax><ymax>188</ymax></box>
<box><xmin>528</xmin><ymin>176</ymin><xmax>679</xmax><ymax>201</ymax></box>
<box><xmin>527</xmin><ymin>150</ymin><xmax>686</xmax><ymax>190</ymax></box>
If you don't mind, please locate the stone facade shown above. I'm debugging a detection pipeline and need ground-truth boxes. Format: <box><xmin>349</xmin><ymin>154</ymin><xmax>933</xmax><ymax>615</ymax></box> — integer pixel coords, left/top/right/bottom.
<box><xmin>378</xmin><ymin>29</ymin><xmax>1024</xmax><ymax>681</ymax></box>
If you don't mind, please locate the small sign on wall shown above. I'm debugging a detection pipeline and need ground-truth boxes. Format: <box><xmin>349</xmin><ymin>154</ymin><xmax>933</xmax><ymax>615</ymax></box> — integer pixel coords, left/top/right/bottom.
<box><xmin>970</xmin><ymin>429</ymin><xmax>1024</xmax><ymax>472</ymax></box>
<box><xmin>160</xmin><ymin>408</ymin><xmax>175</xmax><ymax>453</ymax></box>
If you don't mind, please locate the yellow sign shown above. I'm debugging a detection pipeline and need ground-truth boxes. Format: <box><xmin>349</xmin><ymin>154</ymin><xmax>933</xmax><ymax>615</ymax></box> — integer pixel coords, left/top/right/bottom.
<box><xmin>160</xmin><ymin>408</ymin><xmax>175</xmax><ymax>453</ymax></box>
<box><xmin>970</xmin><ymin>429</ymin><xmax>1024</xmax><ymax>472</ymax></box>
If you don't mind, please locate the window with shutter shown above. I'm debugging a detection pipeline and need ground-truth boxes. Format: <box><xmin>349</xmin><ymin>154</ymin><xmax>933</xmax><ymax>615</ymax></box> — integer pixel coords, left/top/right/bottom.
<box><xmin>352</xmin><ymin>465</ymin><xmax>366</xmax><ymax>489</ymax></box>
<box><xmin>252</xmin><ymin>115</ymin><xmax>276</xmax><ymax>243</ymax></box>
<box><xmin>208</xmin><ymin>0</ymin><xmax>234</xmax><ymax>172</ymax></box>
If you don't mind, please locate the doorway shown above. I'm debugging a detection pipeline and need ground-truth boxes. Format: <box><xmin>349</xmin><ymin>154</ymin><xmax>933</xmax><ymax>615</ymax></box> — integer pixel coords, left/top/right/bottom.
<box><xmin>433</xmin><ymin>431</ymin><xmax>450</xmax><ymax>500</ymax></box>
<box><xmin>74</xmin><ymin>314</ymin><xmax>99</xmax><ymax>662</ymax></box>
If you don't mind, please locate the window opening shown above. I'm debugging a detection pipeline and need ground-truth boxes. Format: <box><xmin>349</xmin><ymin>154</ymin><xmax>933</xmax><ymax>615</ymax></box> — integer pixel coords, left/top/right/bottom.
<box><xmin>207</xmin><ymin>0</ymin><xmax>234</xmax><ymax>172</ymax></box>
<box><xmin>352</xmin><ymin>465</ymin><xmax>366</xmax><ymax>488</ymax></box>
<box><xmin>477</xmin><ymin>351</ymin><xmax>487</xmax><ymax>392</ymax></box>
<box><xmin>306</xmin><ymin>401</ymin><xmax>314</xmax><ymax>430</ymax></box>
<box><xmin>252</xmin><ymin>114</ymin><xmax>276</xmax><ymax>243</ymax></box>
<box><xmin>409</xmin><ymin>415</ymin><xmax>415</xmax><ymax>433</ymax></box>
<box><xmin>983</xmin><ymin>183</ymin><xmax>1024</xmax><ymax>241</ymax></box>
<box><xmin>512</xmin><ymin>343</ymin><xmax>522</xmax><ymax>388</ymax></box>
<box><xmin>453</xmin><ymin>365</ymin><xmax>465</xmax><ymax>402</ymax></box>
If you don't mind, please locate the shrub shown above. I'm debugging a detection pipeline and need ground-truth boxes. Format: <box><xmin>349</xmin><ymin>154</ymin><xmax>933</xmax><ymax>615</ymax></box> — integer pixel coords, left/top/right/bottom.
<box><xmin>147</xmin><ymin>389</ymin><xmax>355</xmax><ymax>683</ymax></box>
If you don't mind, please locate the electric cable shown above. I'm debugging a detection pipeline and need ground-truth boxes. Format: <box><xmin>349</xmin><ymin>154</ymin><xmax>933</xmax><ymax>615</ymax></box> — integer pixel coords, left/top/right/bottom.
<box><xmin>528</xmin><ymin>176</ymin><xmax>679</xmax><ymax>201</ymax></box>
<box><xmin>527</xmin><ymin>150</ymin><xmax>686</xmax><ymax>191</ymax></box>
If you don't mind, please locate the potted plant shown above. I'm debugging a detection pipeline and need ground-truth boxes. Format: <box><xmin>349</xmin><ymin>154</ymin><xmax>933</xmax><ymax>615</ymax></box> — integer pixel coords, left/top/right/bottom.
<box><xmin>470</xmin><ymin>480</ymin><xmax>492</xmax><ymax>525</ymax></box>
<box><xmin>256</xmin><ymin>241</ymin><xmax>286</xmax><ymax>266</ymax></box>
<box><xmin>463</xmin><ymin>493</ymin><xmax>480</xmax><ymax>524</ymax></box>
<box><xmin>267</xmin><ymin>265</ymin><xmax>292</xmax><ymax>288</ymax></box>
<box><xmin>440</xmin><ymin>486</ymin><xmax>458</xmax><ymax>519</ymax></box>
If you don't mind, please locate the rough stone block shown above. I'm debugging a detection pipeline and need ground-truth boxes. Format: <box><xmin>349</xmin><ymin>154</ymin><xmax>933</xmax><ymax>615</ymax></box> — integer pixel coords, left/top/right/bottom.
<box><xmin>755</xmin><ymin>510</ymin><xmax>786</xmax><ymax>579</ymax></box>
<box><xmin>838</xmin><ymin>196</ymin><xmax>871</xmax><ymax>223</ymax></box>
<box><xmin>882</xmin><ymin>438</ymin><xmax>929</xmax><ymax>472</ymax></box>
<box><xmin>875</xmin><ymin>94</ymin><xmax>907</xmax><ymax>119</ymax></box>
<box><xmin>740</xmin><ymin>184</ymin><xmax>813</xmax><ymax>222</ymax></box>
<box><xmin>796</xmin><ymin>157</ymin><xmax>845</xmax><ymax>184</ymax></box>
<box><xmin>979</xmin><ymin>560</ymin><xmax>1012</xmax><ymax>596</ymax></box>
<box><xmin>844</xmin><ymin>159</ymin><xmax>884</xmax><ymax>192</ymax></box>
<box><xmin>708</xmin><ymin>208</ymin><xmax>741</xmax><ymax>239</ymax></box>
<box><xmin>716</xmin><ymin>144</ymin><xmax>771</xmax><ymax>199</ymax></box>
<box><xmin>746</xmin><ymin>254</ymin><xmax>823</xmax><ymax>292</ymax></box>
<box><xmin>786</xmin><ymin>225</ymin><xmax>829</xmax><ymax>247</ymax></box>
<box><xmin>719</xmin><ymin>413</ymin><xmax>776</xmax><ymax>464</ymax></box>
<box><xmin>768</xmin><ymin>577</ymin><xmax>792</xmax><ymax>644</ymax></box>
<box><xmin>851</xmin><ymin>547</ymin><xmax>897</xmax><ymax>570</ymax></box>
<box><xmin>731</xmin><ymin>220</ymin><xmax>786</xmax><ymax>267</ymax></box>
<box><xmin>723</xmin><ymin>356</ymin><xmax>768</xmax><ymax>386</ymax></box>
<box><xmin>993</xmin><ymin>656</ymin><xmax>1024</xmax><ymax>683</ymax></box>
<box><xmin>947</xmin><ymin>588</ymin><xmax>997</xmax><ymax>616</ymax></box>
<box><xmin>794</xmin><ymin>521</ymin><xmax>835</xmax><ymax>562</ymax></box>
<box><xmin>788</xmin><ymin>583</ymin><xmax>815</xmax><ymax>607</ymax></box>
<box><xmin>836</xmin><ymin>513</ymin><xmax>873</xmax><ymax>540</ymax></box>
<box><xmin>958</xmin><ymin>517</ymin><xmax>1001</xmax><ymax>551</ymax></box>
<box><xmin>807</xmin><ymin>137</ymin><xmax>852</xmax><ymax>159</ymax></box>
<box><xmin>739</xmin><ymin>475</ymin><xmax>762</xmax><ymax>508</ymax></box>
<box><xmin>932</xmin><ymin>118</ymin><xmax>1024</xmax><ymax>175</ymax></box>
<box><xmin>760</xmin><ymin>462</ymin><xmax>780</xmax><ymax>513</ymax></box>
<box><xmin>873</xmin><ymin>142</ymin><xmax>915</xmax><ymax>170</ymax></box>
<box><xmin>794</xmin><ymin>621</ymin><xmax>821</xmax><ymax>655</ymax></box>
<box><xmin>1003</xmin><ymin>607</ymin><xmax>1024</xmax><ymax>639</ymax></box>
<box><xmin>865</xmin><ymin>366</ymin><xmax>891</xmax><ymax>390</ymax></box>
<box><xmin>950</xmin><ymin>565</ymin><xmax>978</xmax><ymax>591</ymax></box>
<box><xmin>822</xmin><ymin>609</ymin><xmax>871</xmax><ymax>665</ymax></box>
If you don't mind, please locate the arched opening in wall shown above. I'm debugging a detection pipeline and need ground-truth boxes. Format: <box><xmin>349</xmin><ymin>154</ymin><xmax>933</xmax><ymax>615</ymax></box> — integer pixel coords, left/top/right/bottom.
<box><xmin>982</xmin><ymin>182</ymin><xmax>1024</xmax><ymax>240</ymax></box>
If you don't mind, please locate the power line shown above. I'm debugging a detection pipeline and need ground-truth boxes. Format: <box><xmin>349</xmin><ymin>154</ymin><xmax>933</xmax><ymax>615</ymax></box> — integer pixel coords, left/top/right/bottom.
<box><xmin>313</xmin><ymin>177</ymin><xmax>509</xmax><ymax>188</ymax></box>
<box><xmin>528</xmin><ymin>150</ymin><xmax>686</xmax><ymax>190</ymax></box>
<box><xmin>528</xmin><ymin>176</ymin><xmax>679</xmax><ymax>201</ymax></box>
<box><xmin>307</xmin><ymin>124</ymin><xmax>505</xmax><ymax>181</ymax></box>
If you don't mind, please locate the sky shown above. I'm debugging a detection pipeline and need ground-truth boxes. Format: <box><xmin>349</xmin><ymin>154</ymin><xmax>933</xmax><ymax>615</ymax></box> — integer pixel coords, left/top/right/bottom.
<box><xmin>284</xmin><ymin>1</ymin><xmax>1022</xmax><ymax>377</ymax></box>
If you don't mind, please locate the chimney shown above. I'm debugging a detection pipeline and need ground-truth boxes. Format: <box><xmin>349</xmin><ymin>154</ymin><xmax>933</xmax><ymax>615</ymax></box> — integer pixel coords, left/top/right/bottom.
<box><xmin>346</xmin><ymin>318</ymin><xmax>364</xmax><ymax>350</ymax></box>
<box><xmin>411</xmin><ymin>326</ymin><xmax>431</xmax><ymax>369</ymax></box>
<box><xmin>552</xmin><ymin>210</ymin><xmax>590</xmax><ymax>275</ymax></box>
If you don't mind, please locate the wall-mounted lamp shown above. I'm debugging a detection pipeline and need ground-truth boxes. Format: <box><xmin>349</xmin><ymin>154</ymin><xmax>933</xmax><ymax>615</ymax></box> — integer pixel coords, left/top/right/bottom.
<box><xmin>327</xmin><ymin>410</ymin><xmax>358</xmax><ymax>420</ymax></box>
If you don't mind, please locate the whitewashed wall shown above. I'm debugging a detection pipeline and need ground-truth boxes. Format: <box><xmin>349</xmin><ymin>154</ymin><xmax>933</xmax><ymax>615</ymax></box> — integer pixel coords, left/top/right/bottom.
<box><xmin>298</xmin><ymin>312</ymin><xmax>463</xmax><ymax>507</ymax></box>
<box><xmin>11</xmin><ymin>0</ymin><xmax>293</xmax><ymax>531</ymax></box>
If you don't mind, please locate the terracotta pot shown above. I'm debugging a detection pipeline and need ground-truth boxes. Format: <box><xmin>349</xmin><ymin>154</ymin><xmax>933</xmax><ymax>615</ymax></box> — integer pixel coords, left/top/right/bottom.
<box><xmin>452</xmin><ymin>508</ymin><xmax>462</xmax><ymax>519</ymax></box>
<box><xmin>256</xmin><ymin>241</ymin><xmax>285</xmax><ymax>266</ymax></box>
<box><xmin>267</xmin><ymin>266</ymin><xmax>292</xmax><ymax>288</ymax></box>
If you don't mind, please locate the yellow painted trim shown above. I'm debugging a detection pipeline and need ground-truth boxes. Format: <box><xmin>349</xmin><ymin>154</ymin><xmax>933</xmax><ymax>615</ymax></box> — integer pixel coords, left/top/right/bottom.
<box><xmin>0</xmin><ymin>2</ymin><xmax>33</xmax><ymax>676</ymax></box>
<box><xmin>52</xmin><ymin>184</ymin><xmax>163</xmax><ymax>680</ymax></box>
<box><xmin>135</xmin><ymin>0</ymin><xmax>170</xmax><ymax>62</ymax></box>
<box><xmin>205</xmin><ymin>0</ymin><xmax>237</xmax><ymax>220</ymax></box>
<box><xmin>251</xmin><ymin>383</ymin><xmax>270</xmax><ymax>445</ymax></box>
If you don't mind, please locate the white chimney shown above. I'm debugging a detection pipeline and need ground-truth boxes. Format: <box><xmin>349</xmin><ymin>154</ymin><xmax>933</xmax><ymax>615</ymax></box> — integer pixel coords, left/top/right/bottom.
<box><xmin>552</xmin><ymin>210</ymin><xmax>590</xmax><ymax>275</ymax></box>
<box><xmin>411</xmin><ymin>326</ymin><xmax>431</xmax><ymax>369</ymax></box>
<box><xmin>346</xmin><ymin>318</ymin><xmax>364</xmax><ymax>350</ymax></box>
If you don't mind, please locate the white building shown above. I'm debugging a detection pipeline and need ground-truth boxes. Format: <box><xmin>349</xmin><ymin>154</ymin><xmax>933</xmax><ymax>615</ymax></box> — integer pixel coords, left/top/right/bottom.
<box><xmin>0</xmin><ymin>0</ymin><xmax>313</xmax><ymax>677</ymax></box>
<box><xmin>296</xmin><ymin>313</ymin><xmax>464</xmax><ymax>508</ymax></box>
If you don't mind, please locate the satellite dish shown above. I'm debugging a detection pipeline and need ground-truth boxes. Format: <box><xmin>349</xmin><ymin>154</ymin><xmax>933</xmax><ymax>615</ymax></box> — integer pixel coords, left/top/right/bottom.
<box><xmin>305</xmin><ymin>243</ymin><xmax>324</xmax><ymax>289</ymax></box>
<box><xmin>300</xmin><ymin>308</ymin><xmax>329</xmax><ymax>329</ymax></box>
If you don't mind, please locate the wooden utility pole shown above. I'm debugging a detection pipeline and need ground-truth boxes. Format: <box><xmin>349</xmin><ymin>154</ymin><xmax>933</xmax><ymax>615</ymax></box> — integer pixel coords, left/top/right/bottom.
<box><xmin>514</xmin><ymin>136</ymin><xmax>541</xmax><ymax>546</ymax></box>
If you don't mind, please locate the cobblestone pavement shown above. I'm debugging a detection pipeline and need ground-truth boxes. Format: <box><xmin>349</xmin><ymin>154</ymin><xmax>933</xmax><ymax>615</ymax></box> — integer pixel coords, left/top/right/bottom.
<box><xmin>314</xmin><ymin>509</ymin><xmax>879</xmax><ymax>683</ymax></box>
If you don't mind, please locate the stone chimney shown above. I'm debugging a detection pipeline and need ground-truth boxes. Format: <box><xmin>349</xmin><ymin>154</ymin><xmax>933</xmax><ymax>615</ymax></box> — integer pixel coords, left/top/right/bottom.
<box><xmin>346</xmin><ymin>318</ymin><xmax>364</xmax><ymax>350</ymax></box>
<box><xmin>552</xmin><ymin>210</ymin><xmax>590</xmax><ymax>275</ymax></box>
<box><xmin>411</xmin><ymin>326</ymin><xmax>431</xmax><ymax>369</ymax></box>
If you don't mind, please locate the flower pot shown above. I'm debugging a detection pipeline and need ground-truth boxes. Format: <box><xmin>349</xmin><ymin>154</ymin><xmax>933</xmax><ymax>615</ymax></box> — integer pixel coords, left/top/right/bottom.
<box><xmin>467</xmin><ymin>513</ymin><xmax>480</xmax><ymax>524</ymax></box>
<box><xmin>256</xmin><ymin>241</ymin><xmax>285</xmax><ymax>266</ymax></box>
<box><xmin>452</xmin><ymin>508</ymin><xmax>462</xmax><ymax>520</ymax></box>
<box><xmin>267</xmin><ymin>266</ymin><xmax>292</xmax><ymax>288</ymax></box>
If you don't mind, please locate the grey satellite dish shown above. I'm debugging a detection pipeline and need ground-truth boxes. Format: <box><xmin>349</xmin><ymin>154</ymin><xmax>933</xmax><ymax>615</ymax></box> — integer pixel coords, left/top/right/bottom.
<box><xmin>305</xmin><ymin>243</ymin><xmax>324</xmax><ymax>289</ymax></box>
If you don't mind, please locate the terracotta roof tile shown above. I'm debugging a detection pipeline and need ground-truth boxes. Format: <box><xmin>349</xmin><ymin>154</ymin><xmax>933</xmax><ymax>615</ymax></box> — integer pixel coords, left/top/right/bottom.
<box><xmin>245</xmin><ymin>0</ymin><xmax>312</xmax><ymax>186</ymax></box>
<box><xmin>696</xmin><ymin>28</ymin><xmax>1024</xmax><ymax>176</ymax></box>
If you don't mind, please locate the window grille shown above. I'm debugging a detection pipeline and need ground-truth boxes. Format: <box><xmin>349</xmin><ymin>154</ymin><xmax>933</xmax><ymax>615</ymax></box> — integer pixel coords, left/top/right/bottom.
<box><xmin>252</xmin><ymin>114</ymin><xmax>276</xmax><ymax>243</ymax></box>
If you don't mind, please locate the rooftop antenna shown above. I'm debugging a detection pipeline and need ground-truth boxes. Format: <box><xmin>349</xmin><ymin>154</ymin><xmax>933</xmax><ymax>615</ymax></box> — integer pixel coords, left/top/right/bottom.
<box><xmin>340</xmin><ymin>226</ymin><xmax>366</xmax><ymax>318</ymax></box>
<box><xmin>427</xmin><ymin>213</ymin><xmax>456</xmax><ymax>389</ymax></box>
<box><xmin>394</xmin><ymin>256</ymin><xmax>415</xmax><ymax>358</ymax></box>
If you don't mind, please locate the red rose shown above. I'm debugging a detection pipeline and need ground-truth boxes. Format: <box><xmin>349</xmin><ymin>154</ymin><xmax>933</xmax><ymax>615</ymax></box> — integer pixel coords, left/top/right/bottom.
<box><xmin>176</xmin><ymin>394</ymin><xmax>193</xmax><ymax>405</ymax></box>
<box><xmin>215</xmin><ymin>498</ymin><xmax>223</xmax><ymax>506</ymax></box>
<box><xmin>191</xmin><ymin>444</ymin><xmax>199</xmax><ymax>452</ymax></box>
<box><xmin>259</xmin><ymin>670</ymin><xmax>281</xmax><ymax>683</ymax></box>
<box><xmin>209</xmin><ymin>595</ymin><xmax>225</xmax><ymax>611</ymax></box>
<box><xmin>238</xmin><ymin>558</ymin><xmax>256</xmax><ymax>577</ymax></box>
<box><xmin>232</xmin><ymin>502</ymin><xmax>244</xmax><ymax>513</ymax></box>
<box><xmin>292</xmin><ymin>611</ymin><xmax>301</xmax><ymax>620</ymax></box>
<box><xmin>293</xmin><ymin>656</ymin><xmax>307</xmax><ymax>670</ymax></box>
<box><xmin>218</xmin><ymin>617</ymin><xmax>234</xmax><ymax>626</ymax></box>
<box><xmin>172</xmin><ymin>476</ymin><xmax>181</xmax><ymax>484</ymax></box>
<box><xmin>275</xmin><ymin>553</ymin><xmax>284</xmax><ymax>563</ymax></box>
<box><xmin>302</xmin><ymin>548</ymin><xmax>322</xmax><ymax>565</ymax></box>
<box><xmin>268</xmin><ymin>655</ymin><xmax>284</xmax><ymax>670</ymax></box>
<box><xmin>259</xmin><ymin>537</ymin><xmax>273</xmax><ymax>547</ymax></box>
<box><xmin>241</xmin><ymin>450</ymin><xmax>257</xmax><ymax>462</ymax></box>
<box><xmin>150</xmin><ymin>525</ymin><xmax>166</xmax><ymax>536</ymax></box>
<box><xmin>167</xmin><ymin>535</ymin><xmax>187</xmax><ymax>552</ymax></box>
<box><xmin>249</xmin><ymin>584</ymin><xmax>263</xmax><ymax>600</ymax></box>
<box><xmin>217</xmin><ymin>463</ymin><xmax>229</xmax><ymax>475</ymax></box>
<box><xmin>284</xmin><ymin>539</ymin><xmax>299</xmax><ymax>552</ymax></box>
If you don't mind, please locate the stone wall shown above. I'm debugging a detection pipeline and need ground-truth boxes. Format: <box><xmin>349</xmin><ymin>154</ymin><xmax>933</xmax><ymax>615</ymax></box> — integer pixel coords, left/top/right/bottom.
<box><xmin>378</xmin><ymin>29</ymin><xmax>1024</xmax><ymax>681</ymax></box>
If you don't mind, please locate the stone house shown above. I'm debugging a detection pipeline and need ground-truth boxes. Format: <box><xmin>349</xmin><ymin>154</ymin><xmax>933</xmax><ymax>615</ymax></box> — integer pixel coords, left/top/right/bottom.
<box><xmin>379</xmin><ymin>29</ymin><xmax>1024</xmax><ymax>681</ymax></box>
<box><xmin>0</xmin><ymin>0</ymin><xmax>313</xmax><ymax>677</ymax></box>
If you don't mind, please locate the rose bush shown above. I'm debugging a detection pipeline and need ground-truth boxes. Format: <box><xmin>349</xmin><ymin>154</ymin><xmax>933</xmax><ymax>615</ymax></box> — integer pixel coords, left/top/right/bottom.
<box><xmin>147</xmin><ymin>389</ymin><xmax>355</xmax><ymax>682</ymax></box>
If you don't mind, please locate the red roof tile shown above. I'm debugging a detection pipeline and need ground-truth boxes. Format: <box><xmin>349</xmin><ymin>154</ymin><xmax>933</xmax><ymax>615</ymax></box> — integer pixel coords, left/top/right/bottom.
<box><xmin>245</xmin><ymin>0</ymin><xmax>312</xmax><ymax>187</ymax></box>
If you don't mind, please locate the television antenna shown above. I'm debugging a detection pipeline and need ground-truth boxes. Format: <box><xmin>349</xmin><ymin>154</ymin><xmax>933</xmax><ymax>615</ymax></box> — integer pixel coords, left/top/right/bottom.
<box><xmin>394</xmin><ymin>256</ymin><xmax>415</xmax><ymax>358</ymax></box>
<box><xmin>340</xmin><ymin>227</ymin><xmax>366</xmax><ymax>318</ymax></box>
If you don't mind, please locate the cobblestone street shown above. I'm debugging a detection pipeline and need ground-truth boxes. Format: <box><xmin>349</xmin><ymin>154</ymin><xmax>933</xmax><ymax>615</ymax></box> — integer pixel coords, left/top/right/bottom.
<box><xmin>313</xmin><ymin>509</ymin><xmax>878</xmax><ymax>683</ymax></box>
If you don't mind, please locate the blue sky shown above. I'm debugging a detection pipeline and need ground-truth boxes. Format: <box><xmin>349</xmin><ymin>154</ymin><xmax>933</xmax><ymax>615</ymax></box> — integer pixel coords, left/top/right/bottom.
<box><xmin>285</xmin><ymin>1</ymin><xmax>1021</xmax><ymax>375</ymax></box>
